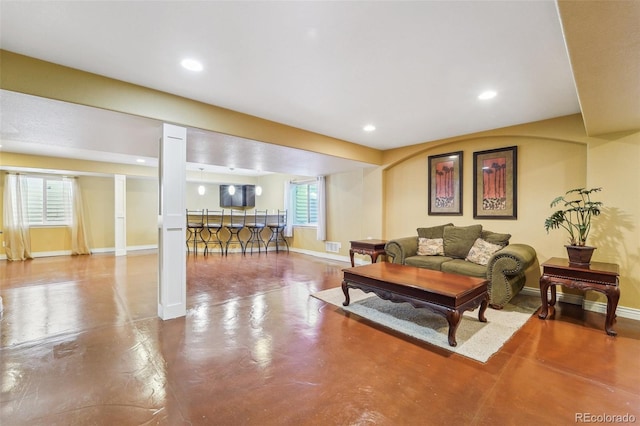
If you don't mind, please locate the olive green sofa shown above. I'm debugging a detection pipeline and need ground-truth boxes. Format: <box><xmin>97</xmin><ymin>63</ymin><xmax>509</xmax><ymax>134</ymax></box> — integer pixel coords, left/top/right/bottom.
<box><xmin>384</xmin><ymin>223</ymin><xmax>537</xmax><ymax>309</ymax></box>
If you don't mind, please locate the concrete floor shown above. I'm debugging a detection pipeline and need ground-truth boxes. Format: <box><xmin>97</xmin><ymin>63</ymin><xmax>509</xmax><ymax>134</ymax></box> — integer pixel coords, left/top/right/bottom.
<box><xmin>1</xmin><ymin>251</ymin><xmax>639</xmax><ymax>425</ymax></box>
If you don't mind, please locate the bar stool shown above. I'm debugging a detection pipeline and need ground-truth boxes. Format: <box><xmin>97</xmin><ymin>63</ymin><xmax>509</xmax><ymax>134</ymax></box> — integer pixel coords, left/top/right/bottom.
<box><xmin>204</xmin><ymin>209</ymin><xmax>225</xmax><ymax>256</ymax></box>
<box><xmin>186</xmin><ymin>209</ymin><xmax>205</xmax><ymax>255</ymax></box>
<box><xmin>244</xmin><ymin>209</ymin><xmax>268</xmax><ymax>254</ymax></box>
<box><xmin>224</xmin><ymin>209</ymin><xmax>246</xmax><ymax>255</ymax></box>
<box><xmin>266</xmin><ymin>209</ymin><xmax>289</xmax><ymax>253</ymax></box>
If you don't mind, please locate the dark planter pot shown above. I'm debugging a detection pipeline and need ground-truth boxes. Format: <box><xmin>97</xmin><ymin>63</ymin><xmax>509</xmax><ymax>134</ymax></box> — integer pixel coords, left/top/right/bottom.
<box><xmin>565</xmin><ymin>245</ymin><xmax>596</xmax><ymax>266</ymax></box>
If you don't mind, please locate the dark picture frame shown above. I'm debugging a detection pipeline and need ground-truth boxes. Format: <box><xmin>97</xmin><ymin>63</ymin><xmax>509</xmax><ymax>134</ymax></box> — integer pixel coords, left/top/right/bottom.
<box><xmin>473</xmin><ymin>146</ymin><xmax>517</xmax><ymax>219</ymax></box>
<box><xmin>428</xmin><ymin>151</ymin><xmax>463</xmax><ymax>215</ymax></box>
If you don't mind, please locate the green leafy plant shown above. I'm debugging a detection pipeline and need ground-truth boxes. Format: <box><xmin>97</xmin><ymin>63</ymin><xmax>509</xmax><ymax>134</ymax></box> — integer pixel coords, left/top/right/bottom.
<box><xmin>544</xmin><ymin>187</ymin><xmax>603</xmax><ymax>246</ymax></box>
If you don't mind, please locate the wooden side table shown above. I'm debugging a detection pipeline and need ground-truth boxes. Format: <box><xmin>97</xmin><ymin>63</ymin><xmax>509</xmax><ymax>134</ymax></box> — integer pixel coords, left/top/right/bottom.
<box><xmin>349</xmin><ymin>239</ymin><xmax>387</xmax><ymax>267</ymax></box>
<box><xmin>538</xmin><ymin>257</ymin><xmax>620</xmax><ymax>336</ymax></box>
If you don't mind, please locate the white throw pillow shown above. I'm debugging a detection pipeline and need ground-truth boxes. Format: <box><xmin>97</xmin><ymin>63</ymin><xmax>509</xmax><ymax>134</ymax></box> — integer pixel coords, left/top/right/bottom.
<box><xmin>417</xmin><ymin>237</ymin><xmax>444</xmax><ymax>256</ymax></box>
<box><xmin>465</xmin><ymin>238</ymin><xmax>503</xmax><ymax>266</ymax></box>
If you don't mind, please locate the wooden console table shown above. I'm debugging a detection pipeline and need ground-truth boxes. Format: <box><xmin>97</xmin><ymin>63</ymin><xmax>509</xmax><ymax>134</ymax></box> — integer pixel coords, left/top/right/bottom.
<box><xmin>349</xmin><ymin>239</ymin><xmax>387</xmax><ymax>267</ymax></box>
<box><xmin>538</xmin><ymin>257</ymin><xmax>620</xmax><ymax>336</ymax></box>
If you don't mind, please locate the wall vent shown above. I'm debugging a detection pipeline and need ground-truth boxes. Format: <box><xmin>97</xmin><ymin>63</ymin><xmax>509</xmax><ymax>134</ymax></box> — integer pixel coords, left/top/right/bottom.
<box><xmin>325</xmin><ymin>241</ymin><xmax>341</xmax><ymax>253</ymax></box>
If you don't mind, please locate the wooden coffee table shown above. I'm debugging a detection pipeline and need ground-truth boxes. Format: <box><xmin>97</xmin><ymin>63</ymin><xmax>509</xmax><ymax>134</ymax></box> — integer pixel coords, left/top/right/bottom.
<box><xmin>342</xmin><ymin>263</ymin><xmax>489</xmax><ymax>347</ymax></box>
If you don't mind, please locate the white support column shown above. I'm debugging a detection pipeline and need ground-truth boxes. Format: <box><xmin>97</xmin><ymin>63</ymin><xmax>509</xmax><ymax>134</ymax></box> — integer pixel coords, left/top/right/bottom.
<box><xmin>114</xmin><ymin>174</ymin><xmax>127</xmax><ymax>256</ymax></box>
<box><xmin>158</xmin><ymin>123</ymin><xmax>187</xmax><ymax>320</ymax></box>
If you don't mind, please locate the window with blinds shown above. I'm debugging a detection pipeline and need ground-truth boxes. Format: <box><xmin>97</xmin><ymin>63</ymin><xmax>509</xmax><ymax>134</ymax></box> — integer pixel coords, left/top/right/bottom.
<box><xmin>24</xmin><ymin>176</ymin><xmax>72</xmax><ymax>225</ymax></box>
<box><xmin>293</xmin><ymin>183</ymin><xmax>318</xmax><ymax>226</ymax></box>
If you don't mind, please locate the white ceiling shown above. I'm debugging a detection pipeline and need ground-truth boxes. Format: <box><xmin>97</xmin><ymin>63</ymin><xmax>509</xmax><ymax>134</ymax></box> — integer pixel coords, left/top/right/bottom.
<box><xmin>0</xmin><ymin>90</ymin><xmax>374</xmax><ymax>176</ymax></box>
<box><xmin>0</xmin><ymin>1</ymin><xmax>589</xmax><ymax>175</ymax></box>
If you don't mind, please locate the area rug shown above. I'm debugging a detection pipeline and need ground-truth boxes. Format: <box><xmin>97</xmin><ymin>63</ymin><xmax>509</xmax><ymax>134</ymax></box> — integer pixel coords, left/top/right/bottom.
<box><xmin>312</xmin><ymin>286</ymin><xmax>539</xmax><ymax>363</ymax></box>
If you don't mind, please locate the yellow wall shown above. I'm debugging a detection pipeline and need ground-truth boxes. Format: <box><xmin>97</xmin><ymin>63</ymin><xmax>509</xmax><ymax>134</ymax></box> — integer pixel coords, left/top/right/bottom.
<box><xmin>1</xmin><ymin>52</ymin><xmax>638</xmax><ymax>312</ymax></box>
<box><xmin>381</xmin><ymin>115</ymin><xmax>639</xmax><ymax>310</ymax></box>
<box><xmin>586</xmin><ymin>132</ymin><xmax>640</xmax><ymax>307</ymax></box>
<box><xmin>383</xmin><ymin>133</ymin><xmax>587</xmax><ymax>253</ymax></box>
<box><xmin>3</xmin><ymin>117</ymin><xmax>638</xmax><ymax>312</ymax></box>
<box><xmin>126</xmin><ymin>177</ymin><xmax>158</xmax><ymax>247</ymax></box>
<box><xmin>0</xmin><ymin>172</ymin><xmax>157</xmax><ymax>253</ymax></box>
<box><xmin>184</xmin><ymin>174</ymin><xmax>285</xmax><ymax>213</ymax></box>
<box><xmin>80</xmin><ymin>176</ymin><xmax>116</xmax><ymax>249</ymax></box>
<box><xmin>0</xmin><ymin>167</ymin><xmax>294</xmax><ymax>254</ymax></box>
<box><xmin>257</xmin><ymin>174</ymin><xmax>287</xmax><ymax>211</ymax></box>
<box><xmin>29</xmin><ymin>227</ymin><xmax>71</xmax><ymax>253</ymax></box>
<box><xmin>0</xmin><ymin>173</ymin><xmax>114</xmax><ymax>253</ymax></box>
<box><xmin>289</xmin><ymin>170</ymin><xmax>370</xmax><ymax>256</ymax></box>
<box><xmin>290</xmin><ymin>227</ymin><xmax>323</xmax><ymax>253</ymax></box>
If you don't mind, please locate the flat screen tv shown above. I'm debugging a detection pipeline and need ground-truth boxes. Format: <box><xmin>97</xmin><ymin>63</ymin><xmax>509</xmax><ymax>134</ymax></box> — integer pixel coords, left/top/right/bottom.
<box><xmin>243</xmin><ymin>185</ymin><xmax>256</xmax><ymax>207</ymax></box>
<box><xmin>220</xmin><ymin>185</ymin><xmax>255</xmax><ymax>207</ymax></box>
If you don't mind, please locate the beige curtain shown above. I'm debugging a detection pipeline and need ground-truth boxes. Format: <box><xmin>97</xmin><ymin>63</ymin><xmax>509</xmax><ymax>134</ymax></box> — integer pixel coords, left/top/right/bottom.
<box><xmin>2</xmin><ymin>173</ymin><xmax>32</xmax><ymax>261</ymax></box>
<box><xmin>284</xmin><ymin>181</ymin><xmax>294</xmax><ymax>237</ymax></box>
<box><xmin>66</xmin><ymin>177</ymin><xmax>90</xmax><ymax>255</ymax></box>
<box><xmin>316</xmin><ymin>176</ymin><xmax>326</xmax><ymax>241</ymax></box>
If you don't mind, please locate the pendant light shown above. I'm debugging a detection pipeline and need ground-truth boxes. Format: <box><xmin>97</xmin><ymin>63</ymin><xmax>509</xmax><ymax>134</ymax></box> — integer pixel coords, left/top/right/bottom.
<box><xmin>256</xmin><ymin>174</ymin><xmax>262</xmax><ymax>196</ymax></box>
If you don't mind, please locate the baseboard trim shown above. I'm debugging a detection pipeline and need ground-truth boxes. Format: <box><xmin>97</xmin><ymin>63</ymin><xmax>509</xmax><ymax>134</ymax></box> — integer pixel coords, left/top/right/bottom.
<box><xmin>290</xmin><ymin>251</ymin><xmax>640</xmax><ymax>322</ymax></box>
<box><xmin>520</xmin><ymin>287</ymin><xmax>640</xmax><ymax>321</ymax></box>
<box><xmin>5</xmin><ymin>246</ymin><xmax>638</xmax><ymax>321</ymax></box>
<box><xmin>157</xmin><ymin>302</ymin><xmax>186</xmax><ymax>320</ymax></box>
<box><xmin>0</xmin><ymin>245</ymin><xmax>159</xmax><ymax>260</ymax></box>
<box><xmin>127</xmin><ymin>245</ymin><xmax>158</xmax><ymax>252</ymax></box>
<box><xmin>31</xmin><ymin>250</ymin><xmax>73</xmax><ymax>258</ymax></box>
<box><xmin>93</xmin><ymin>245</ymin><xmax>159</xmax><ymax>254</ymax></box>
<box><xmin>289</xmin><ymin>247</ymin><xmax>372</xmax><ymax>265</ymax></box>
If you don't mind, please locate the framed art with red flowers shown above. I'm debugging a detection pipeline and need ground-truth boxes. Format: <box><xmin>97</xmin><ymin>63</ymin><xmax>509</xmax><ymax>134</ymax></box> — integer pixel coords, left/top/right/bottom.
<box><xmin>428</xmin><ymin>151</ymin><xmax>463</xmax><ymax>215</ymax></box>
<box><xmin>473</xmin><ymin>146</ymin><xmax>517</xmax><ymax>219</ymax></box>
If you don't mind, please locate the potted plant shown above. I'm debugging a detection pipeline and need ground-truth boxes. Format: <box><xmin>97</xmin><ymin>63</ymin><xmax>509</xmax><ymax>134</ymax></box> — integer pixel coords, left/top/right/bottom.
<box><xmin>544</xmin><ymin>187</ymin><xmax>603</xmax><ymax>265</ymax></box>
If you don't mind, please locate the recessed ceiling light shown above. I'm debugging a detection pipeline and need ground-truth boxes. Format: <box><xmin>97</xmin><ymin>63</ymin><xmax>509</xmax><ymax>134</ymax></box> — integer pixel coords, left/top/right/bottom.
<box><xmin>307</xmin><ymin>28</ymin><xmax>319</xmax><ymax>39</ymax></box>
<box><xmin>363</xmin><ymin>124</ymin><xmax>376</xmax><ymax>132</ymax></box>
<box><xmin>478</xmin><ymin>90</ymin><xmax>497</xmax><ymax>100</ymax></box>
<box><xmin>181</xmin><ymin>58</ymin><xmax>203</xmax><ymax>72</ymax></box>
<box><xmin>136</xmin><ymin>158</ymin><xmax>146</xmax><ymax>163</ymax></box>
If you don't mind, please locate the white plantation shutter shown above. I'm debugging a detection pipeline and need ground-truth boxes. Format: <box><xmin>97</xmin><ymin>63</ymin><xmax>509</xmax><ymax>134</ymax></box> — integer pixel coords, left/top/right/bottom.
<box><xmin>23</xmin><ymin>176</ymin><xmax>72</xmax><ymax>225</ymax></box>
<box><xmin>309</xmin><ymin>184</ymin><xmax>318</xmax><ymax>224</ymax></box>
<box><xmin>24</xmin><ymin>176</ymin><xmax>44</xmax><ymax>224</ymax></box>
<box><xmin>45</xmin><ymin>179</ymin><xmax>70</xmax><ymax>223</ymax></box>
<box><xmin>294</xmin><ymin>184</ymin><xmax>307</xmax><ymax>224</ymax></box>
<box><xmin>293</xmin><ymin>183</ymin><xmax>318</xmax><ymax>225</ymax></box>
